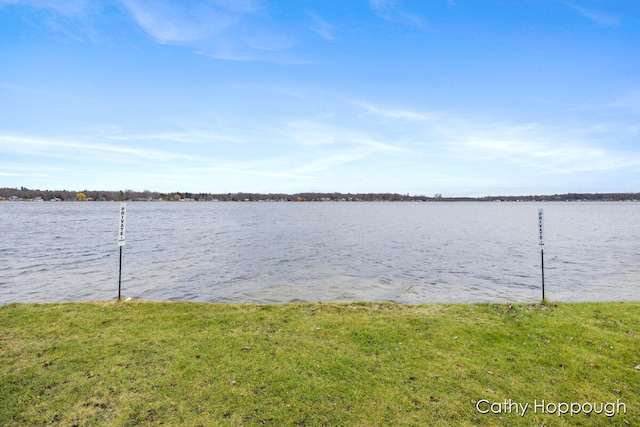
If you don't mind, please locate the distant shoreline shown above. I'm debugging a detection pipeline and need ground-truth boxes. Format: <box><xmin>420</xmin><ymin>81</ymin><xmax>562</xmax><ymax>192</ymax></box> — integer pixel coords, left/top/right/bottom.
<box><xmin>1</xmin><ymin>187</ymin><xmax>639</xmax><ymax>203</ymax></box>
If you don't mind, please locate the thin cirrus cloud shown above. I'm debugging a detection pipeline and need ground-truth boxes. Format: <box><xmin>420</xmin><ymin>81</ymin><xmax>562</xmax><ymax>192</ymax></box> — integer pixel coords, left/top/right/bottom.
<box><xmin>0</xmin><ymin>0</ymin><xmax>95</xmax><ymax>17</ymax></box>
<box><xmin>1</xmin><ymin>1</ymin><xmax>638</xmax><ymax>195</ymax></box>
<box><xmin>307</xmin><ymin>11</ymin><xmax>336</xmax><ymax>41</ymax></box>
<box><xmin>120</xmin><ymin>0</ymin><xmax>301</xmax><ymax>61</ymax></box>
<box><xmin>120</xmin><ymin>0</ymin><xmax>239</xmax><ymax>44</ymax></box>
<box><xmin>280</xmin><ymin>96</ymin><xmax>640</xmax><ymax>181</ymax></box>
<box><xmin>273</xmin><ymin>116</ymin><xmax>409</xmax><ymax>178</ymax></box>
<box><xmin>368</xmin><ymin>0</ymin><xmax>395</xmax><ymax>12</ymax></box>
<box><xmin>291</xmin><ymin>149</ymin><xmax>374</xmax><ymax>175</ymax></box>
<box><xmin>368</xmin><ymin>0</ymin><xmax>424</xmax><ymax>27</ymax></box>
<box><xmin>565</xmin><ymin>2</ymin><xmax>620</xmax><ymax>27</ymax></box>
<box><xmin>0</xmin><ymin>134</ymin><xmax>203</xmax><ymax>162</ymax></box>
<box><xmin>105</xmin><ymin>131</ymin><xmax>244</xmax><ymax>144</ymax></box>
<box><xmin>610</xmin><ymin>89</ymin><xmax>640</xmax><ymax>111</ymax></box>
<box><xmin>441</xmin><ymin>122</ymin><xmax>640</xmax><ymax>175</ymax></box>
<box><xmin>284</xmin><ymin>118</ymin><xmax>406</xmax><ymax>153</ymax></box>
<box><xmin>353</xmin><ymin>100</ymin><xmax>437</xmax><ymax>122</ymax></box>
<box><xmin>0</xmin><ymin>163</ymin><xmax>53</xmax><ymax>178</ymax></box>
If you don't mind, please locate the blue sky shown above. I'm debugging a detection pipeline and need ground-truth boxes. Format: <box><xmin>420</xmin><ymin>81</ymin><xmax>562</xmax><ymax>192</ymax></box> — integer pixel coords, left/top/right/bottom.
<box><xmin>1</xmin><ymin>0</ymin><xmax>639</xmax><ymax>196</ymax></box>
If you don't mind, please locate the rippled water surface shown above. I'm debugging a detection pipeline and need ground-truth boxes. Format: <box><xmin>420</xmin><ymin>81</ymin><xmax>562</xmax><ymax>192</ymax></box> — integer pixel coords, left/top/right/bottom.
<box><xmin>1</xmin><ymin>201</ymin><xmax>639</xmax><ymax>304</ymax></box>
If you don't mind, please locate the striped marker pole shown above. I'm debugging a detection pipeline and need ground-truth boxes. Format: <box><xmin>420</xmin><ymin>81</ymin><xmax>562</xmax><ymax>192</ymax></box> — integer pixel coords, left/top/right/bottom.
<box><xmin>538</xmin><ymin>208</ymin><xmax>545</xmax><ymax>301</ymax></box>
<box><xmin>118</xmin><ymin>203</ymin><xmax>126</xmax><ymax>301</ymax></box>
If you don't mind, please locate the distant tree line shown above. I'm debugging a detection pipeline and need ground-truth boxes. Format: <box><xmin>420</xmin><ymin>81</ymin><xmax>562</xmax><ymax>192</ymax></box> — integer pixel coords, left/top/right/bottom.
<box><xmin>476</xmin><ymin>193</ymin><xmax>640</xmax><ymax>202</ymax></box>
<box><xmin>0</xmin><ymin>188</ymin><xmax>429</xmax><ymax>202</ymax></box>
<box><xmin>0</xmin><ymin>187</ymin><xmax>638</xmax><ymax>202</ymax></box>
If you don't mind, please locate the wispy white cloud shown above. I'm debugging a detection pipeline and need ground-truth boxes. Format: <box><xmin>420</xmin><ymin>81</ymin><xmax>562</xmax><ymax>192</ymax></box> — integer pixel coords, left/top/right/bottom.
<box><xmin>0</xmin><ymin>0</ymin><xmax>108</xmax><ymax>42</ymax></box>
<box><xmin>0</xmin><ymin>169</ymin><xmax>47</xmax><ymax>178</ymax></box>
<box><xmin>352</xmin><ymin>100</ymin><xmax>437</xmax><ymax>122</ymax></box>
<box><xmin>281</xmin><ymin>118</ymin><xmax>408</xmax><ymax>178</ymax></box>
<box><xmin>291</xmin><ymin>148</ymin><xmax>372</xmax><ymax>175</ymax></box>
<box><xmin>565</xmin><ymin>2</ymin><xmax>620</xmax><ymax>27</ymax></box>
<box><xmin>442</xmin><ymin>122</ymin><xmax>640</xmax><ymax>174</ymax></box>
<box><xmin>0</xmin><ymin>0</ymin><xmax>95</xmax><ymax>18</ymax></box>
<box><xmin>285</xmin><ymin>119</ymin><xmax>405</xmax><ymax>152</ymax></box>
<box><xmin>0</xmin><ymin>161</ymin><xmax>115</xmax><ymax>190</ymax></box>
<box><xmin>245</xmin><ymin>31</ymin><xmax>297</xmax><ymax>51</ymax></box>
<box><xmin>2</xmin><ymin>106</ymin><xmax>637</xmax><ymax>194</ymax></box>
<box><xmin>0</xmin><ymin>162</ymin><xmax>75</xmax><ymax>179</ymax></box>
<box><xmin>351</xmin><ymin>134</ymin><xmax>407</xmax><ymax>153</ymax></box>
<box><xmin>191</xmin><ymin>163</ymin><xmax>307</xmax><ymax>180</ymax></box>
<box><xmin>307</xmin><ymin>11</ymin><xmax>336</xmax><ymax>41</ymax></box>
<box><xmin>121</xmin><ymin>0</ymin><xmax>237</xmax><ymax>44</ymax></box>
<box><xmin>120</xmin><ymin>0</ymin><xmax>304</xmax><ymax>62</ymax></box>
<box><xmin>1</xmin><ymin>0</ymin><xmax>299</xmax><ymax>61</ymax></box>
<box><xmin>368</xmin><ymin>0</ymin><xmax>424</xmax><ymax>28</ymax></box>
<box><xmin>0</xmin><ymin>134</ymin><xmax>203</xmax><ymax>162</ymax></box>
<box><xmin>286</xmin><ymin>120</ymin><xmax>337</xmax><ymax>146</ymax></box>
<box><xmin>611</xmin><ymin>89</ymin><xmax>640</xmax><ymax>111</ymax></box>
<box><xmin>278</xmin><ymin>94</ymin><xmax>637</xmax><ymax>189</ymax></box>
<box><xmin>369</xmin><ymin>0</ymin><xmax>395</xmax><ymax>12</ymax></box>
<box><xmin>105</xmin><ymin>130</ymin><xmax>244</xmax><ymax>144</ymax></box>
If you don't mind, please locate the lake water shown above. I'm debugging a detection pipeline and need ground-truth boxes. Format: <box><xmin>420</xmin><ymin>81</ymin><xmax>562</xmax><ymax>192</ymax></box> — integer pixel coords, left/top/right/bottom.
<box><xmin>1</xmin><ymin>202</ymin><xmax>638</xmax><ymax>305</ymax></box>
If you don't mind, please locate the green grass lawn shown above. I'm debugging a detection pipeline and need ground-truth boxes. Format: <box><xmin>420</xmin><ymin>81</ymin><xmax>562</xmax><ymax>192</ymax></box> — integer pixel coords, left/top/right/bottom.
<box><xmin>1</xmin><ymin>301</ymin><xmax>638</xmax><ymax>426</ymax></box>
